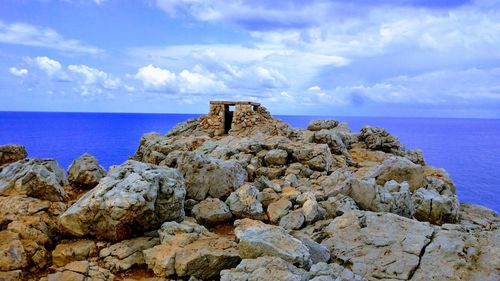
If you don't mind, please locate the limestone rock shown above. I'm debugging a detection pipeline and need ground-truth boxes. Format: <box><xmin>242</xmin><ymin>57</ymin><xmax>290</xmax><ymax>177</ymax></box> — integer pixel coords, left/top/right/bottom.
<box><xmin>67</xmin><ymin>153</ymin><xmax>106</xmax><ymax>189</ymax></box>
<box><xmin>366</xmin><ymin>156</ymin><xmax>427</xmax><ymax>192</ymax></box>
<box><xmin>163</xmin><ymin>151</ymin><xmax>246</xmax><ymax>200</ymax></box>
<box><xmin>291</xmin><ymin>232</ymin><xmax>330</xmax><ymax>265</ymax></box>
<box><xmin>192</xmin><ymin>198</ymin><xmax>232</xmax><ymax>226</ymax></box>
<box><xmin>459</xmin><ymin>203</ymin><xmax>500</xmax><ymax>231</ymax></box>
<box><xmin>226</xmin><ymin>184</ymin><xmax>266</xmax><ymax>220</ymax></box>
<box><xmin>0</xmin><ymin>270</ymin><xmax>23</xmax><ymax>281</ymax></box>
<box><xmin>264</xmin><ymin>149</ymin><xmax>288</xmax><ymax>166</ymax></box>
<box><xmin>279</xmin><ymin>210</ymin><xmax>305</xmax><ymax>230</ymax></box>
<box><xmin>412</xmin><ymin>187</ymin><xmax>459</xmax><ymax>225</ymax></box>
<box><xmin>309</xmin><ymin>262</ymin><xmax>368</xmax><ymax>281</ymax></box>
<box><xmin>234</xmin><ymin>218</ymin><xmax>311</xmax><ymax>268</ymax></box>
<box><xmin>322</xmin><ymin>211</ymin><xmax>434</xmax><ymax>280</ymax></box>
<box><xmin>220</xmin><ymin>256</ymin><xmax>309</xmax><ymax>281</ymax></box>
<box><xmin>0</xmin><ymin>231</ymin><xmax>28</xmax><ymax>271</ymax></box>
<box><xmin>267</xmin><ymin>198</ymin><xmax>292</xmax><ymax>223</ymax></box>
<box><xmin>99</xmin><ymin>236</ymin><xmax>159</xmax><ymax>272</ymax></box>
<box><xmin>46</xmin><ymin>261</ymin><xmax>114</xmax><ymax>281</ymax></box>
<box><xmin>59</xmin><ymin>160</ymin><xmax>185</xmax><ymax>240</ymax></box>
<box><xmin>278</xmin><ymin>142</ymin><xmax>333</xmax><ymax>172</ymax></box>
<box><xmin>0</xmin><ymin>158</ymin><xmax>67</xmax><ymax>201</ymax></box>
<box><xmin>371</xmin><ymin>180</ymin><xmax>414</xmax><ymax>218</ymax></box>
<box><xmin>52</xmin><ymin>240</ymin><xmax>97</xmax><ymax>267</ymax></box>
<box><xmin>0</xmin><ymin>144</ymin><xmax>27</xmax><ymax>167</ymax></box>
<box><xmin>312</xmin><ymin>129</ymin><xmax>347</xmax><ymax>155</ymax></box>
<box><xmin>358</xmin><ymin>126</ymin><xmax>405</xmax><ymax>155</ymax></box>
<box><xmin>320</xmin><ymin>194</ymin><xmax>359</xmax><ymax>219</ymax></box>
<box><xmin>307</xmin><ymin>120</ymin><xmax>339</xmax><ymax>131</ymax></box>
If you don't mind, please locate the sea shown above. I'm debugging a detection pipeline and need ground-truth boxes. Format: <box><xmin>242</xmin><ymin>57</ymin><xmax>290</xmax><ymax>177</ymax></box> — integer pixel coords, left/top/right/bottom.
<box><xmin>0</xmin><ymin>112</ymin><xmax>499</xmax><ymax>213</ymax></box>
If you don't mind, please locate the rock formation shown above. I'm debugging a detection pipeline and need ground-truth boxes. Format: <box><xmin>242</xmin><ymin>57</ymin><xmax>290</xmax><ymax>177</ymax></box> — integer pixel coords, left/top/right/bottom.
<box><xmin>0</xmin><ymin>101</ymin><xmax>499</xmax><ymax>280</ymax></box>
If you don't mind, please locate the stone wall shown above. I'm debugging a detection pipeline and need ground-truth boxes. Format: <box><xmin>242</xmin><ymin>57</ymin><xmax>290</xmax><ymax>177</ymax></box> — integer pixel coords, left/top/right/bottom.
<box><xmin>231</xmin><ymin>104</ymin><xmax>261</xmax><ymax>132</ymax></box>
<box><xmin>199</xmin><ymin>104</ymin><xmax>225</xmax><ymax>136</ymax></box>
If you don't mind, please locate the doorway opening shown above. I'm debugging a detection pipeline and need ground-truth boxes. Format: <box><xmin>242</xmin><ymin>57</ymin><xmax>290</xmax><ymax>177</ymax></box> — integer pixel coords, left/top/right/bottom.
<box><xmin>224</xmin><ymin>105</ymin><xmax>235</xmax><ymax>134</ymax></box>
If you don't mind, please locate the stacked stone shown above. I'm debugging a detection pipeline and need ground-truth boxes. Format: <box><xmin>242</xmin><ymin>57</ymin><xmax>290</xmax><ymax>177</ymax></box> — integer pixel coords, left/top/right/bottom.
<box><xmin>199</xmin><ymin>103</ymin><xmax>225</xmax><ymax>136</ymax></box>
<box><xmin>231</xmin><ymin>104</ymin><xmax>261</xmax><ymax>132</ymax></box>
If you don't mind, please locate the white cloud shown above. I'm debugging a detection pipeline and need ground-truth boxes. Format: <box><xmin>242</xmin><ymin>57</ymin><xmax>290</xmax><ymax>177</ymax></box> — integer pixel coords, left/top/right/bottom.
<box><xmin>8</xmin><ymin>67</ymin><xmax>28</xmax><ymax>77</ymax></box>
<box><xmin>135</xmin><ymin>64</ymin><xmax>176</xmax><ymax>88</ymax></box>
<box><xmin>33</xmin><ymin>56</ymin><xmax>62</xmax><ymax>75</ymax></box>
<box><xmin>0</xmin><ymin>21</ymin><xmax>102</xmax><ymax>54</ymax></box>
<box><xmin>68</xmin><ymin>64</ymin><xmax>121</xmax><ymax>89</ymax></box>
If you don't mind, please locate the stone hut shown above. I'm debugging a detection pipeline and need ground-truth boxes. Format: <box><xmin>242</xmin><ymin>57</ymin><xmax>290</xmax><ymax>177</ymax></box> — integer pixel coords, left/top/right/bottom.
<box><xmin>199</xmin><ymin>101</ymin><xmax>272</xmax><ymax>136</ymax></box>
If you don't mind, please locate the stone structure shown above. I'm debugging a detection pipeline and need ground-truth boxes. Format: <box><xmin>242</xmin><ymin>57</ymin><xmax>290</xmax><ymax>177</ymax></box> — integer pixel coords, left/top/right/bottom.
<box><xmin>199</xmin><ymin>101</ymin><xmax>264</xmax><ymax>136</ymax></box>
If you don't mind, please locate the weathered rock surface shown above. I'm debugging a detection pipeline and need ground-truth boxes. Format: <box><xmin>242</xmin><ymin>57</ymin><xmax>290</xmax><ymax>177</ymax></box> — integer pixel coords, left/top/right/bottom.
<box><xmin>234</xmin><ymin>218</ymin><xmax>311</xmax><ymax>268</ymax></box>
<box><xmin>412</xmin><ymin>187</ymin><xmax>459</xmax><ymax>225</ymax></box>
<box><xmin>267</xmin><ymin>197</ymin><xmax>292</xmax><ymax>223</ymax></box>
<box><xmin>220</xmin><ymin>256</ymin><xmax>309</xmax><ymax>281</ymax></box>
<box><xmin>99</xmin><ymin>236</ymin><xmax>159</xmax><ymax>272</ymax></box>
<box><xmin>366</xmin><ymin>156</ymin><xmax>427</xmax><ymax>192</ymax></box>
<box><xmin>163</xmin><ymin>151</ymin><xmax>246</xmax><ymax>200</ymax></box>
<box><xmin>358</xmin><ymin>126</ymin><xmax>405</xmax><ymax>155</ymax></box>
<box><xmin>59</xmin><ymin>160</ymin><xmax>185</xmax><ymax>240</ymax></box>
<box><xmin>0</xmin><ymin>144</ymin><xmax>27</xmax><ymax>167</ymax></box>
<box><xmin>322</xmin><ymin>211</ymin><xmax>434</xmax><ymax>280</ymax></box>
<box><xmin>0</xmin><ymin>231</ymin><xmax>28</xmax><ymax>271</ymax></box>
<box><xmin>45</xmin><ymin>261</ymin><xmax>114</xmax><ymax>281</ymax></box>
<box><xmin>52</xmin><ymin>240</ymin><xmax>97</xmax><ymax>267</ymax></box>
<box><xmin>307</xmin><ymin>120</ymin><xmax>339</xmax><ymax>131</ymax></box>
<box><xmin>67</xmin><ymin>153</ymin><xmax>106</xmax><ymax>189</ymax></box>
<box><xmin>308</xmin><ymin>262</ymin><xmax>368</xmax><ymax>281</ymax></box>
<box><xmin>226</xmin><ymin>184</ymin><xmax>266</xmax><ymax>220</ymax></box>
<box><xmin>0</xmin><ymin>158</ymin><xmax>67</xmax><ymax>201</ymax></box>
<box><xmin>192</xmin><ymin>198</ymin><xmax>232</xmax><ymax>226</ymax></box>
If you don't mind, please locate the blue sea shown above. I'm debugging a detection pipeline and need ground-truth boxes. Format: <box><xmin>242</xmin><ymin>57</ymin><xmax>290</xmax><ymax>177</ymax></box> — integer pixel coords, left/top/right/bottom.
<box><xmin>1</xmin><ymin>112</ymin><xmax>499</xmax><ymax>213</ymax></box>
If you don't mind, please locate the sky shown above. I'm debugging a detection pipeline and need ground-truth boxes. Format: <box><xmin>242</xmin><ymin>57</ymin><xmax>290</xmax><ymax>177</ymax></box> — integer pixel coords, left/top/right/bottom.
<box><xmin>1</xmin><ymin>0</ymin><xmax>500</xmax><ymax>117</ymax></box>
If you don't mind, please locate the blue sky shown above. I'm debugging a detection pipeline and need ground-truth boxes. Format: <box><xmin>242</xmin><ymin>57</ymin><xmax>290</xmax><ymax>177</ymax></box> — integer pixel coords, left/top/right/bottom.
<box><xmin>1</xmin><ymin>0</ymin><xmax>500</xmax><ymax>117</ymax></box>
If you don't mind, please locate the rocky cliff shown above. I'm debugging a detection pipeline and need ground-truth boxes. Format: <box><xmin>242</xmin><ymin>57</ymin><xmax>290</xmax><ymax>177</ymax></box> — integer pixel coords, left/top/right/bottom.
<box><xmin>0</xmin><ymin>105</ymin><xmax>499</xmax><ymax>281</ymax></box>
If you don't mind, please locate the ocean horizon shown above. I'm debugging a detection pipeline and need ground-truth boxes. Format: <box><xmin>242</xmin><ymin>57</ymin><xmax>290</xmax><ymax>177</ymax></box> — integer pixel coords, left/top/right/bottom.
<box><xmin>1</xmin><ymin>111</ymin><xmax>499</xmax><ymax>213</ymax></box>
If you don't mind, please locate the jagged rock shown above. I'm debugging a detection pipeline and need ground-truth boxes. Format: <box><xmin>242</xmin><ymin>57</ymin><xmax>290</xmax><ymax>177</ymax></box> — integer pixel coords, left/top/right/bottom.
<box><xmin>278</xmin><ymin>142</ymin><xmax>333</xmax><ymax>172</ymax></box>
<box><xmin>192</xmin><ymin>198</ymin><xmax>232</xmax><ymax>226</ymax></box>
<box><xmin>411</xmin><ymin>225</ymin><xmax>500</xmax><ymax>281</ymax></box>
<box><xmin>0</xmin><ymin>144</ymin><xmax>27</xmax><ymax>167</ymax></box>
<box><xmin>406</xmin><ymin>149</ymin><xmax>426</xmax><ymax>165</ymax></box>
<box><xmin>234</xmin><ymin>218</ymin><xmax>311</xmax><ymax>268</ymax></box>
<box><xmin>255</xmin><ymin>166</ymin><xmax>286</xmax><ymax>180</ymax></box>
<box><xmin>291</xmin><ymin>232</ymin><xmax>330</xmax><ymax>265</ymax></box>
<box><xmin>424</xmin><ymin>166</ymin><xmax>456</xmax><ymax>194</ymax></box>
<box><xmin>0</xmin><ymin>158</ymin><xmax>67</xmax><ymax>201</ymax></box>
<box><xmin>372</xmin><ymin>180</ymin><xmax>414</xmax><ymax>218</ymax></box>
<box><xmin>0</xmin><ymin>231</ymin><xmax>27</xmax><ymax>271</ymax></box>
<box><xmin>312</xmin><ymin>129</ymin><xmax>347</xmax><ymax>155</ymax></box>
<box><xmin>260</xmin><ymin>188</ymin><xmax>280</xmax><ymax>207</ymax></box>
<box><xmin>459</xmin><ymin>203</ymin><xmax>500</xmax><ymax>231</ymax></box>
<box><xmin>412</xmin><ymin>188</ymin><xmax>459</xmax><ymax>225</ymax></box>
<box><xmin>322</xmin><ymin>211</ymin><xmax>434</xmax><ymax>280</ymax></box>
<box><xmin>59</xmin><ymin>160</ymin><xmax>185</xmax><ymax>240</ymax></box>
<box><xmin>307</xmin><ymin>120</ymin><xmax>339</xmax><ymax>131</ymax></box>
<box><xmin>365</xmin><ymin>156</ymin><xmax>427</xmax><ymax>192</ymax></box>
<box><xmin>264</xmin><ymin>149</ymin><xmax>288</xmax><ymax>166</ymax></box>
<box><xmin>52</xmin><ymin>240</ymin><xmax>97</xmax><ymax>267</ymax></box>
<box><xmin>226</xmin><ymin>184</ymin><xmax>266</xmax><ymax>220</ymax></box>
<box><xmin>163</xmin><ymin>151</ymin><xmax>246</xmax><ymax>200</ymax></box>
<box><xmin>67</xmin><ymin>153</ymin><xmax>106</xmax><ymax>189</ymax></box>
<box><xmin>309</xmin><ymin>262</ymin><xmax>368</xmax><ymax>281</ymax></box>
<box><xmin>220</xmin><ymin>256</ymin><xmax>309</xmax><ymax>281</ymax></box>
<box><xmin>267</xmin><ymin>198</ymin><xmax>292</xmax><ymax>223</ymax></box>
<box><xmin>301</xmin><ymin>193</ymin><xmax>324</xmax><ymax>224</ymax></box>
<box><xmin>358</xmin><ymin>126</ymin><xmax>405</xmax><ymax>155</ymax></box>
<box><xmin>99</xmin><ymin>236</ymin><xmax>159</xmax><ymax>272</ymax></box>
<box><xmin>320</xmin><ymin>194</ymin><xmax>359</xmax><ymax>219</ymax></box>
<box><xmin>279</xmin><ymin>210</ymin><xmax>305</xmax><ymax>230</ymax></box>
<box><xmin>143</xmin><ymin>220</ymin><xmax>240</xmax><ymax>279</ymax></box>
<box><xmin>45</xmin><ymin>261</ymin><xmax>114</xmax><ymax>281</ymax></box>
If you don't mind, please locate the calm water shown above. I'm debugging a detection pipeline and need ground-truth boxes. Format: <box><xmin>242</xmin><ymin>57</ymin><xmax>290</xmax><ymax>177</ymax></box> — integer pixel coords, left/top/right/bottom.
<box><xmin>1</xmin><ymin>112</ymin><xmax>499</xmax><ymax>213</ymax></box>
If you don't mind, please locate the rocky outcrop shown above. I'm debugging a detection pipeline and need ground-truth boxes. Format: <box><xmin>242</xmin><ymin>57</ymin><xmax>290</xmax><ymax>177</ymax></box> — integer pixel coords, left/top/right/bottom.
<box><xmin>67</xmin><ymin>153</ymin><xmax>106</xmax><ymax>189</ymax></box>
<box><xmin>412</xmin><ymin>187</ymin><xmax>460</xmax><ymax>225</ymax></box>
<box><xmin>226</xmin><ymin>184</ymin><xmax>266</xmax><ymax>220</ymax></box>
<box><xmin>234</xmin><ymin>218</ymin><xmax>311</xmax><ymax>268</ymax></box>
<box><xmin>0</xmin><ymin>144</ymin><xmax>27</xmax><ymax>167</ymax></box>
<box><xmin>44</xmin><ymin>261</ymin><xmax>114</xmax><ymax>281</ymax></box>
<box><xmin>59</xmin><ymin>160</ymin><xmax>185</xmax><ymax>240</ymax></box>
<box><xmin>0</xmin><ymin>158</ymin><xmax>67</xmax><ymax>201</ymax></box>
<box><xmin>52</xmin><ymin>240</ymin><xmax>97</xmax><ymax>267</ymax></box>
<box><xmin>220</xmin><ymin>256</ymin><xmax>309</xmax><ymax>281</ymax></box>
<box><xmin>99</xmin><ymin>236</ymin><xmax>159</xmax><ymax>272</ymax></box>
<box><xmin>163</xmin><ymin>151</ymin><xmax>246</xmax><ymax>200</ymax></box>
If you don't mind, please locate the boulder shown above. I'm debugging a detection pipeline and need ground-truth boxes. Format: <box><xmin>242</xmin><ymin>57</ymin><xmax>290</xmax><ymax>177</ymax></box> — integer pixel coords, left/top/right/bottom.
<box><xmin>267</xmin><ymin>198</ymin><xmax>292</xmax><ymax>223</ymax></box>
<box><xmin>279</xmin><ymin>210</ymin><xmax>305</xmax><ymax>230</ymax></box>
<box><xmin>192</xmin><ymin>198</ymin><xmax>232</xmax><ymax>226</ymax></box>
<box><xmin>322</xmin><ymin>211</ymin><xmax>434</xmax><ymax>280</ymax></box>
<box><xmin>220</xmin><ymin>257</ymin><xmax>309</xmax><ymax>281</ymax></box>
<box><xmin>67</xmin><ymin>153</ymin><xmax>106</xmax><ymax>189</ymax></box>
<box><xmin>278</xmin><ymin>142</ymin><xmax>333</xmax><ymax>172</ymax></box>
<box><xmin>234</xmin><ymin>218</ymin><xmax>311</xmax><ymax>268</ymax></box>
<box><xmin>309</xmin><ymin>262</ymin><xmax>368</xmax><ymax>281</ymax></box>
<box><xmin>99</xmin><ymin>236</ymin><xmax>159</xmax><ymax>272</ymax></box>
<box><xmin>52</xmin><ymin>240</ymin><xmax>97</xmax><ymax>267</ymax></box>
<box><xmin>226</xmin><ymin>184</ymin><xmax>266</xmax><ymax>220</ymax></box>
<box><xmin>320</xmin><ymin>194</ymin><xmax>359</xmax><ymax>219</ymax></box>
<box><xmin>312</xmin><ymin>129</ymin><xmax>347</xmax><ymax>155</ymax></box>
<box><xmin>358</xmin><ymin>126</ymin><xmax>405</xmax><ymax>155</ymax></box>
<box><xmin>58</xmin><ymin>160</ymin><xmax>185</xmax><ymax>240</ymax></box>
<box><xmin>412</xmin><ymin>188</ymin><xmax>459</xmax><ymax>225</ymax></box>
<box><xmin>264</xmin><ymin>149</ymin><xmax>288</xmax><ymax>166</ymax></box>
<box><xmin>0</xmin><ymin>144</ymin><xmax>27</xmax><ymax>167</ymax></box>
<box><xmin>365</xmin><ymin>156</ymin><xmax>427</xmax><ymax>192</ymax></box>
<box><xmin>291</xmin><ymin>232</ymin><xmax>330</xmax><ymax>265</ymax></box>
<box><xmin>0</xmin><ymin>158</ymin><xmax>67</xmax><ymax>201</ymax></box>
<box><xmin>371</xmin><ymin>180</ymin><xmax>414</xmax><ymax>218</ymax></box>
<box><xmin>45</xmin><ymin>261</ymin><xmax>114</xmax><ymax>281</ymax></box>
<box><xmin>163</xmin><ymin>151</ymin><xmax>246</xmax><ymax>200</ymax></box>
<box><xmin>307</xmin><ymin>120</ymin><xmax>339</xmax><ymax>131</ymax></box>
<box><xmin>0</xmin><ymin>231</ymin><xmax>28</xmax><ymax>271</ymax></box>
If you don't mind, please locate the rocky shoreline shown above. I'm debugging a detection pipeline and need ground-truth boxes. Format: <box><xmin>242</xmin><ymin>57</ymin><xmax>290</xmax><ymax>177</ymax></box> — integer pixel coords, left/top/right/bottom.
<box><xmin>0</xmin><ymin>104</ymin><xmax>499</xmax><ymax>281</ymax></box>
